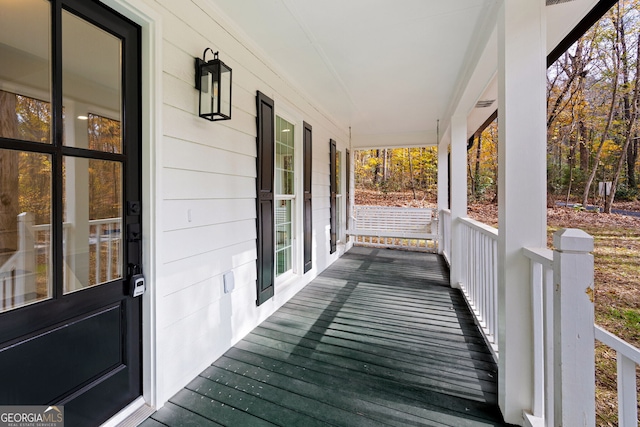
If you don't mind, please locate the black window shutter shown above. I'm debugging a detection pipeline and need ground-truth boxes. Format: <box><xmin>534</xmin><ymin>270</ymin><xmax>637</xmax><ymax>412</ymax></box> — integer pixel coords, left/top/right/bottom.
<box><xmin>329</xmin><ymin>139</ymin><xmax>337</xmax><ymax>254</ymax></box>
<box><xmin>256</xmin><ymin>91</ymin><xmax>275</xmax><ymax>306</ymax></box>
<box><xmin>303</xmin><ymin>122</ymin><xmax>313</xmax><ymax>273</ymax></box>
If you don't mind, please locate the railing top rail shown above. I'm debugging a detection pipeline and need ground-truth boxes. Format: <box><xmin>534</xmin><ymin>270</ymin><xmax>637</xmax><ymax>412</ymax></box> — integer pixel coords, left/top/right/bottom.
<box><xmin>595</xmin><ymin>325</ymin><xmax>640</xmax><ymax>364</ymax></box>
<box><xmin>354</xmin><ymin>205</ymin><xmax>434</xmax><ymax>213</ymax></box>
<box><xmin>32</xmin><ymin>218</ymin><xmax>121</xmax><ymax>231</ymax></box>
<box><xmin>355</xmin><ymin>205</ymin><xmax>432</xmax><ymax>209</ymax></box>
<box><xmin>89</xmin><ymin>217</ymin><xmax>122</xmax><ymax>226</ymax></box>
<box><xmin>523</xmin><ymin>247</ymin><xmax>553</xmax><ymax>268</ymax></box>
<box><xmin>459</xmin><ymin>216</ymin><xmax>498</xmax><ymax>237</ymax></box>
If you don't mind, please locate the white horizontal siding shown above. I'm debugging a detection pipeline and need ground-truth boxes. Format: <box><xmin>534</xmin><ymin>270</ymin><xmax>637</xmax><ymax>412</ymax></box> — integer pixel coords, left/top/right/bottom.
<box><xmin>159</xmin><ymin>260</ymin><xmax>256</xmax><ymax>328</ymax></box>
<box><xmin>162</xmin><ymin>169</ymin><xmax>255</xmax><ymax>200</ymax></box>
<box><xmin>163</xmin><ymin>137</ymin><xmax>255</xmax><ymax>177</ymax></box>
<box><xmin>144</xmin><ymin>0</ymin><xmax>350</xmax><ymax>407</ymax></box>
<box><xmin>162</xmin><ymin>105</ymin><xmax>256</xmax><ymax>157</ymax></box>
<box><xmin>163</xmin><ymin>219</ymin><xmax>256</xmax><ymax>263</ymax></box>
<box><xmin>162</xmin><ymin>198</ymin><xmax>255</xmax><ymax>231</ymax></box>
<box><xmin>161</xmin><ymin>240</ymin><xmax>256</xmax><ymax>297</ymax></box>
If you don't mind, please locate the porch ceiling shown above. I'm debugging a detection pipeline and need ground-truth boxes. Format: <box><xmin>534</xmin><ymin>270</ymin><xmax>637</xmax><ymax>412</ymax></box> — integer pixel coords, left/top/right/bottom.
<box><xmin>206</xmin><ymin>0</ymin><xmax>600</xmax><ymax>149</ymax></box>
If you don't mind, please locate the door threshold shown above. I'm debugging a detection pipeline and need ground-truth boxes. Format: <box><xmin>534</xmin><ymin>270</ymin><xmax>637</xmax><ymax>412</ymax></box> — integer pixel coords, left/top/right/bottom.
<box><xmin>101</xmin><ymin>397</ymin><xmax>154</xmax><ymax>427</ymax></box>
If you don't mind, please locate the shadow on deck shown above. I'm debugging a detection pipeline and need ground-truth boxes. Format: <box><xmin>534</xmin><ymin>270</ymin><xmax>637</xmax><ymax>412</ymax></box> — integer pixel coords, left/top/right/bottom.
<box><xmin>142</xmin><ymin>247</ymin><xmax>510</xmax><ymax>426</ymax></box>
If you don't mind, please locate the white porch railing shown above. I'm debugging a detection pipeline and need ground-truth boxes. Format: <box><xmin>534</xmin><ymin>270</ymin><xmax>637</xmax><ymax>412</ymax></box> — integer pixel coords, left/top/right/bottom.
<box><xmin>348</xmin><ymin>206</ymin><xmax>438</xmax><ymax>252</ymax></box>
<box><xmin>441</xmin><ymin>209</ymin><xmax>451</xmax><ymax>264</ymax></box>
<box><xmin>0</xmin><ymin>214</ymin><xmax>121</xmax><ymax>311</ymax></box>
<box><xmin>523</xmin><ymin>231</ymin><xmax>639</xmax><ymax>427</ymax></box>
<box><xmin>441</xmin><ymin>213</ymin><xmax>640</xmax><ymax>426</ymax></box>
<box><xmin>33</xmin><ymin>217</ymin><xmax>122</xmax><ymax>284</ymax></box>
<box><xmin>459</xmin><ymin>217</ymin><xmax>499</xmax><ymax>358</ymax></box>
<box><xmin>523</xmin><ymin>246</ymin><xmax>555</xmax><ymax>426</ymax></box>
<box><xmin>88</xmin><ymin>217</ymin><xmax>123</xmax><ymax>283</ymax></box>
<box><xmin>0</xmin><ymin>213</ymin><xmax>38</xmax><ymax>311</ymax></box>
<box><xmin>594</xmin><ymin>326</ymin><xmax>640</xmax><ymax>427</ymax></box>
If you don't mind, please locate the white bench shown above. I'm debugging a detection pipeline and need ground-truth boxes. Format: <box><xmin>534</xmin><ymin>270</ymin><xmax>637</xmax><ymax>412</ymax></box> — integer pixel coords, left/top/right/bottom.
<box><xmin>348</xmin><ymin>206</ymin><xmax>438</xmax><ymax>252</ymax></box>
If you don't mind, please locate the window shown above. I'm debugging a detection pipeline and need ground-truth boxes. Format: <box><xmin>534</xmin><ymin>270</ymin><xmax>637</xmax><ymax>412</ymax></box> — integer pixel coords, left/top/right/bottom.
<box><xmin>275</xmin><ymin>116</ymin><xmax>295</xmax><ymax>277</ymax></box>
<box><xmin>256</xmin><ymin>93</ymin><xmax>311</xmax><ymax>303</ymax></box>
<box><xmin>336</xmin><ymin>150</ymin><xmax>344</xmax><ymax>242</ymax></box>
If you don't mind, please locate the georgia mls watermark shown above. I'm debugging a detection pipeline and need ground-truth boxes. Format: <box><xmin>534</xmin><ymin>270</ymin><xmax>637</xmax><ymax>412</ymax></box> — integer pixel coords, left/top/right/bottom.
<box><xmin>0</xmin><ymin>406</ymin><xmax>64</xmax><ymax>427</ymax></box>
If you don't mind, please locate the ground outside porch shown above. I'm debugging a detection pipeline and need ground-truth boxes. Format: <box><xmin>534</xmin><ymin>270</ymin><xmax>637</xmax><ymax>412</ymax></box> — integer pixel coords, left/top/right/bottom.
<box><xmin>141</xmin><ymin>247</ymin><xmax>514</xmax><ymax>427</ymax></box>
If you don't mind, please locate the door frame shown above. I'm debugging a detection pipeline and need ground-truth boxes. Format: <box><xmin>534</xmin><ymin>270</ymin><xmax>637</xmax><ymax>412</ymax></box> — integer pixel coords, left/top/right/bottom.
<box><xmin>99</xmin><ymin>0</ymin><xmax>161</xmax><ymax>413</ymax></box>
<box><xmin>0</xmin><ymin>0</ymin><xmax>151</xmax><ymax>420</ymax></box>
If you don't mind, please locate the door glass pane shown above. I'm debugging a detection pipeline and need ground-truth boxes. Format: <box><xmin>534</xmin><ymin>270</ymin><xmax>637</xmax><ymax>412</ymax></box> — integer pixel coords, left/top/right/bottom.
<box><xmin>64</xmin><ymin>157</ymin><xmax>122</xmax><ymax>293</ymax></box>
<box><xmin>0</xmin><ymin>149</ymin><xmax>52</xmax><ymax>313</ymax></box>
<box><xmin>0</xmin><ymin>0</ymin><xmax>51</xmax><ymax>144</ymax></box>
<box><xmin>275</xmin><ymin>200</ymin><xmax>292</xmax><ymax>276</ymax></box>
<box><xmin>62</xmin><ymin>10</ymin><xmax>122</xmax><ymax>153</ymax></box>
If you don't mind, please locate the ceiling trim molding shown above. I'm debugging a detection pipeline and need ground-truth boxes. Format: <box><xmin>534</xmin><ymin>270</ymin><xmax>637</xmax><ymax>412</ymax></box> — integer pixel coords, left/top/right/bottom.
<box><xmin>351</xmin><ymin>131</ymin><xmax>437</xmax><ymax>149</ymax></box>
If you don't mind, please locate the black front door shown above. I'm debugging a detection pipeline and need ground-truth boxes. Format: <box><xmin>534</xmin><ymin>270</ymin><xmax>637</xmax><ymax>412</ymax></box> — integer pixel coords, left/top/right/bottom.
<box><xmin>0</xmin><ymin>0</ymin><xmax>142</xmax><ymax>425</ymax></box>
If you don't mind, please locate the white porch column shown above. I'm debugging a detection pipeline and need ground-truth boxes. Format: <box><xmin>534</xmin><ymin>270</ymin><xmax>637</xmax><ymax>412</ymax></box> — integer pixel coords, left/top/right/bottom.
<box><xmin>497</xmin><ymin>0</ymin><xmax>547</xmax><ymax>424</ymax></box>
<box><xmin>450</xmin><ymin>115</ymin><xmax>467</xmax><ymax>289</ymax></box>
<box><xmin>437</xmin><ymin>136</ymin><xmax>449</xmax><ymax>213</ymax></box>
<box><xmin>437</xmin><ymin>132</ymin><xmax>449</xmax><ymax>255</ymax></box>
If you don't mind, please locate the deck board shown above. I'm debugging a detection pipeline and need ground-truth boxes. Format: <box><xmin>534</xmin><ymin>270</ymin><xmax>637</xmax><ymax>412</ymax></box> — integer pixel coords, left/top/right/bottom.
<box><xmin>145</xmin><ymin>247</ymin><xmax>511</xmax><ymax>426</ymax></box>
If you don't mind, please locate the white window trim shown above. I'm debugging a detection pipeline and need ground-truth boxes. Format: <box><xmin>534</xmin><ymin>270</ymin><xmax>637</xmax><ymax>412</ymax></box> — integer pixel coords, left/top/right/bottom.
<box><xmin>274</xmin><ymin>104</ymin><xmax>304</xmax><ymax>286</ymax></box>
<box><xmin>336</xmin><ymin>150</ymin><xmax>345</xmax><ymax>243</ymax></box>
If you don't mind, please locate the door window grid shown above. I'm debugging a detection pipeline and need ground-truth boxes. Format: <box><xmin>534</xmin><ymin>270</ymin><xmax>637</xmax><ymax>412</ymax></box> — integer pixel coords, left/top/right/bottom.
<box><xmin>0</xmin><ymin>0</ymin><xmax>126</xmax><ymax>311</ymax></box>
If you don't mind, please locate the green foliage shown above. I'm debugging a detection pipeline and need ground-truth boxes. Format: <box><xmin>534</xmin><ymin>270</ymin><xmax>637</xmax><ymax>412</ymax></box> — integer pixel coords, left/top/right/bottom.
<box><xmin>467</xmin><ymin>122</ymin><xmax>498</xmax><ymax>202</ymax></box>
<box><xmin>614</xmin><ymin>183</ymin><xmax>638</xmax><ymax>200</ymax></box>
<box><xmin>354</xmin><ymin>148</ymin><xmax>438</xmax><ymax>200</ymax></box>
<box><xmin>608</xmin><ymin>307</ymin><xmax>640</xmax><ymax>333</ymax></box>
<box><xmin>545</xmin><ymin>1</ymin><xmax>640</xmax><ymax>205</ymax></box>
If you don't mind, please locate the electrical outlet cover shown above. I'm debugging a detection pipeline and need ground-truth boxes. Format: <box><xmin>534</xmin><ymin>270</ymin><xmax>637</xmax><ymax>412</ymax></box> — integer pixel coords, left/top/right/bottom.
<box><xmin>223</xmin><ymin>271</ymin><xmax>235</xmax><ymax>293</ymax></box>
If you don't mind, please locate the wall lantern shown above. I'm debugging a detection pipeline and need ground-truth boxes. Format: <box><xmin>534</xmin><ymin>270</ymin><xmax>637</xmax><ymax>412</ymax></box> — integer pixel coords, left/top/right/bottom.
<box><xmin>195</xmin><ymin>48</ymin><xmax>232</xmax><ymax>121</ymax></box>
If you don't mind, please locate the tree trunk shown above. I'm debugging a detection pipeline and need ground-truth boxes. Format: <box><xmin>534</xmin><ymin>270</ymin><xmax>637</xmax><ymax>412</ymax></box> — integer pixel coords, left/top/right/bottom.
<box><xmin>475</xmin><ymin>133</ymin><xmax>482</xmax><ymax>192</ymax></box>
<box><xmin>582</xmin><ymin>18</ymin><xmax>621</xmax><ymax>207</ymax></box>
<box><xmin>383</xmin><ymin>149</ymin><xmax>388</xmax><ymax>182</ymax></box>
<box><xmin>566</xmin><ymin>120</ymin><xmax>577</xmax><ymax>205</ymax></box>
<box><xmin>373</xmin><ymin>149</ymin><xmax>380</xmax><ymax>185</ymax></box>
<box><xmin>0</xmin><ymin>90</ymin><xmax>20</xmax><ymax>258</ymax></box>
<box><xmin>626</xmin><ymin>135</ymin><xmax>638</xmax><ymax>192</ymax></box>
<box><xmin>579</xmin><ymin>121</ymin><xmax>589</xmax><ymax>171</ymax></box>
<box><xmin>407</xmin><ymin>148</ymin><xmax>416</xmax><ymax>199</ymax></box>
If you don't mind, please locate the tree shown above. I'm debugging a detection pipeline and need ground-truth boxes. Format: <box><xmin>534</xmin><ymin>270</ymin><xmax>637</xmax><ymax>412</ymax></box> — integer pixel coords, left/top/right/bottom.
<box><xmin>354</xmin><ymin>147</ymin><xmax>438</xmax><ymax>200</ymax></box>
<box><xmin>0</xmin><ymin>91</ymin><xmax>19</xmax><ymax>257</ymax></box>
<box><xmin>605</xmin><ymin>32</ymin><xmax>640</xmax><ymax>211</ymax></box>
<box><xmin>544</xmin><ymin>0</ymin><xmax>640</xmax><ymax>210</ymax></box>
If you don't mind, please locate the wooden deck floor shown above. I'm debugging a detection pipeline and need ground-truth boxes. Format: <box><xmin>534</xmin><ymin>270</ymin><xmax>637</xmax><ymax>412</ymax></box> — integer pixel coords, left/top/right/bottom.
<box><xmin>141</xmin><ymin>247</ymin><xmax>510</xmax><ymax>427</ymax></box>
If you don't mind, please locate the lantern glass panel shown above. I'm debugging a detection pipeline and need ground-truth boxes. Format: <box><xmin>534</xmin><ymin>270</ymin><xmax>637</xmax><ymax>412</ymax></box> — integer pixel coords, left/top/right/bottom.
<box><xmin>220</xmin><ymin>63</ymin><xmax>231</xmax><ymax>118</ymax></box>
<box><xmin>199</xmin><ymin>66</ymin><xmax>213</xmax><ymax>118</ymax></box>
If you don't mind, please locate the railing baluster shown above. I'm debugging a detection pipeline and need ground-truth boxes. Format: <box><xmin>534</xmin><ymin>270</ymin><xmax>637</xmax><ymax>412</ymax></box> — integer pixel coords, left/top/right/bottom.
<box><xmin>454</xmin><ymin>217</ymin><xmax>498</xmax><ymax>359</ymax></box>
<box><xmin>105</xmin><ymin>224</ymin><xmax>111</xmax><ymax>281</ymax></box>
<box><xmin>543</xmin><ymin>263</ymin><xmax>554</xmax><ymax>427</ymax></box>
<box><xmin>531</xmin><ymin>261</ymin><xmax>543</xmax><ymax>418</ymax></box>
<box><xmin>618</xmin><ymin>352</ymin><xmax>637</xmax><ymax>427</ymax></box>
<box><xmin>95</xmin><ymin>223</ymin><xmax>102</xmax><ymax>284</ymax></box>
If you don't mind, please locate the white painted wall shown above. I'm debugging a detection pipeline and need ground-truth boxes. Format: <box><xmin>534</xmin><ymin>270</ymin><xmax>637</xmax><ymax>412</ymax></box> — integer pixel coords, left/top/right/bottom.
<box><xmin>104</xmin><ymin>0</ymin><xmax>350</xmax><ymax>408</ymax></box>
